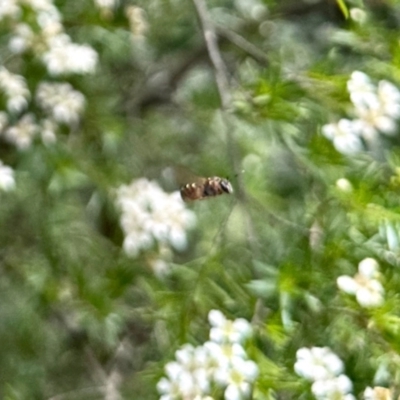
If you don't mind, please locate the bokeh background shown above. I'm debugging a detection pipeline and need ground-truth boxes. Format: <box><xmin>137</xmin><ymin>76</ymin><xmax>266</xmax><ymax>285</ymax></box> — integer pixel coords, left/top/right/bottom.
<box><xmin>1</xmin><ymin>0</ymin><xmax>400</xmax><ymax>399</ymax></box>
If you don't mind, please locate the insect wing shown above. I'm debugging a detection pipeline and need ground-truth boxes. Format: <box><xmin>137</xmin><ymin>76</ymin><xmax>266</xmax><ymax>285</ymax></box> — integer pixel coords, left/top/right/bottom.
<box><xmin>180</xmin><ymin>178</ymin><xmax>207</xmax><ymax>201</ymax></box>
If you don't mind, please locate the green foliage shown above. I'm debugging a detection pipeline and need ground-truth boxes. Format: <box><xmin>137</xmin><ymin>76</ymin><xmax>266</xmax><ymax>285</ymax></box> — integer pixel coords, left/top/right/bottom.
<box><xmin>3</xmin><ymin>0</ymin><xmax>400</xmax><ymax>398</ymax></box>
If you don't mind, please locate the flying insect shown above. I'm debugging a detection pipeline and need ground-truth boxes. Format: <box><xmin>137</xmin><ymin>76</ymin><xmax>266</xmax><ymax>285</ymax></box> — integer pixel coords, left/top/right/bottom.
<box><xmin>180</xmin><ymin>176</ymin><xmax>233</xmax><ymax>201</ymax></box>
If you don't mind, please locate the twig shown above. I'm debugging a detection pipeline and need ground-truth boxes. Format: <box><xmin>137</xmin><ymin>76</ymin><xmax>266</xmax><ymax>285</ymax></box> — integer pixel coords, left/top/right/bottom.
<box><xmin>216</xmin><ymin>25</ymin><xmax>269</xmax><ymax>66</ymax></box>
<box><xmin>105</xmin><ymin>337</ymin><xmax>133</xmax><ymax>400</ymax></box>
<box><xmin>84</xmin><ymin>346</ymin><xmax>122</xmax><ymax>400</ymax></box>
<box><xmin>191</xmin><ymin>0</ymin><xmax>243</xmax><ymax>183</ymax></box>
<box><xmin>192</xmin><ymin>0</ymin><xmax>232</xmax><ymax>110</ymax></box>
<box><xmin>192</xmin><ymin>0</ymin><xmax>260</xmax><ymax>251</ymax></box>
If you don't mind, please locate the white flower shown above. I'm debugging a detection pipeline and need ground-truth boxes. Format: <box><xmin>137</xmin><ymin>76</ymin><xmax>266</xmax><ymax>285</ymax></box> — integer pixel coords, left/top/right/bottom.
<box><xmin>40</xmin><ymin>118</ymin><xmax>57</xmax><ymax>145</ymax></box>
<box><xmin>218</xmin><ymin>357</ymin><xmax>259</xmax><ymax>400</ymax></box>
<box><xmin>149</xmin><ymin>258</ymin><xmax>170</xmax><ymax>277</ymax></box>
<box><xmin>347</xmin><ymin>72</ymin><xmax>400</xmax><ymax>140</ymax></box>
<box><xmin>347</xmin><ymin>71</ymin><xmax>377</xmax><ymax>108</ymax></box>
<box><xmin>377</xmin><ymin>80</ymin><xmax>400</xmax><ymax>119</ymax></box>
<box><xmin>0</xmin><ymin>161</ymin><xmax>15</xmax><ymax>191</ymax></box>
<box><xmin>116</xmin><ymin>178</ymin><xmax>196</xmax><ymax>258</ymax></box>
<box><xmin>3</xmin><ymin>113</ymin><xmax>38</xmax><ymax>150</ymax></box>
<box><xmin>325</xmin><ymin>72</ymin><xmax>400</xmax><ymax>154</ymax></box>
<box><xmin>311</xmin><ymin>375</ymin><xmax>355</xmax><ymax>400</ymax></box>
<box><xmin>37</xmin><ymin>9</ymin><xmax>62</xmax><ymax>36</ymax></box>
<box><xmin>121</xmin><ymin>229</ymin><xmax>153</xmax><ymax>257</ymax></box>
<box><xmin>353</xmin><ymin>106</ymin><xmax>397</xmax><ymax>139</ymax></box>
<box><xmin>0</xmin><ymin>67</ymin><xmax>30</xmax><ymax>113</ymax></box>
<box><xmin>158</xmin><ymin>341</ymin><xmax>257</xmax><ymax>400</ymax></box>
<box><xmin>205</xmin><ymin>341</ymin><xmax>247</xmax><ymax>371</ymax></box>
<box><xmin>295</xmin><ymin>347</ymin><xmax>356</xmax><ymax>399</ymax></box>
<box><xmin>355</xmin><ymin>278</ymin><xmax>384</xmax><ymax>308</ymax></box>
<box><xmin>36</xmin><ymin>82</ymin><xmax>85</xmax><ymax>125</ymax></box>
<box><xmin>350</xmin><ymin>8</ymin><xmax>367</xmax><ymax>24</ymax></box>
<box><xmin>158</xmin><ymin>312</ymin><xmax>257</xmax><ymax>400</ymax></box>
<box><xmin>42</xmin><ymin>34</ymin><xmax>98</xmax><ymax>75</ymax></box>
<box><xmin>0</xmin><ymin>0</ymin><xmax>21</xmax><ymax>21</ymax></box>
<box><xmin>208</xmin><ymin>310</ymin><xmax>252</xmax><ymax>344</ymax></box>
<box><xmin>358</xmin><ymin>258</ymin><xmax>379</xmax><ymax>277</ymax></box>
<box><xmin>322</xmin><ymin>119</ymin><xmax>363</xmax><ymax>155</ymax></box>
<box><xmin>364</xmin><ymin>386</ymin><xmax>392</xmax><ymax>400</ymax></box>
<box><xmin>157</xmin><ymin>345</ymin><xmax>212</xmax><ymax>399</ymax></box>
<box><xmin>126</xmin><ymin>6</ymin><xmax>148</xmax><ymax>37</ymax></box>
<box><xmin>294</xmin><ymin>347</ymin><xmax>344</xmax><ymax>381</ymax></box>
<box><xmin>175</xmin><ymin>344</ymin><xmax>209</xmax><ymax>373</ymax></box>
<box><xmin>337</xmin><ymin>258</ymin><xmax>384</xmax><ymax>308</ymax></box>
<box><xmin>157</xmin><ymin>376</ymin><xmax>181</xmax><ymax>400</ymax></box>
<box><xmin>95</xmin><ymin>0</ymin><xmax>119</xmax><ymax>9</ymax></box>
<box><xmin>27</xmin><ymin>0</ymin><xmax>58</xmax><ymax>12</ymax></box>
<box><xmin>336</xmin><ymin>178</ymin><xmax>353</xmax><ymax>192</ymax></box>
<box><xmin>9</xmin><ymin>23</ymin><xmax>35</xmax><ymax>53</ymax></box>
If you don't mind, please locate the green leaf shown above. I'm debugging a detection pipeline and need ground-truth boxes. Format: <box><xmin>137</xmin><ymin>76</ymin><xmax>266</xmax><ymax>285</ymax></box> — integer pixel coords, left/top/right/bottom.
<box><xmin>336</xmin><ymin>0</ymin><xmax>350</xmax><ymax>19</ymax></box>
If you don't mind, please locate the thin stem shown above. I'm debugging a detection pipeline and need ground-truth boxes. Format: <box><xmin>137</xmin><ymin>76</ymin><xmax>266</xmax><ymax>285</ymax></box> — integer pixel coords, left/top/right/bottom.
<box><xmin>216</xmin><ymin>25</ymin><xmax>269</xmax><ymax>66</ymax></box>
<box><xmin>192</xmin><ymin>0</ymin><xmax>232</xmax><ymax>110</ymax></box>
<box><xmin>192</xmin><ymin>0</ymin><xmax>260</xmax><ymax>258</ymax></box>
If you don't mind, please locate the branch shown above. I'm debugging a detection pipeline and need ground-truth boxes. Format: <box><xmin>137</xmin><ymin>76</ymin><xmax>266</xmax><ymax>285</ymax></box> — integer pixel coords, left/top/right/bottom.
<box><xmin>192</xmin><ymin>0</ymin><xmax>261</xmax><ymax>261</ymax></box>
<box><xmin>192</xmin><ymin>0</ymin><xmax>232</xmax><ymax>110</ymax></box>
<box><xmin>216</xmin><ymin>25</ymin><xmax>269</xmax><ymax>66</ymax></box>
<box><xmin>84</xmin><ymin>346</ymin><xmax>122</xmax><ymax>400</ymax></box>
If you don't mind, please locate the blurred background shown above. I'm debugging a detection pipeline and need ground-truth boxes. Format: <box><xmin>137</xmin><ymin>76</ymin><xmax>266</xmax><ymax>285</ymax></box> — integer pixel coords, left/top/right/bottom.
<box><xmin>2</xmin><ymin>0</ymin><xmax>400</xmax><ymax>398</ymax></box>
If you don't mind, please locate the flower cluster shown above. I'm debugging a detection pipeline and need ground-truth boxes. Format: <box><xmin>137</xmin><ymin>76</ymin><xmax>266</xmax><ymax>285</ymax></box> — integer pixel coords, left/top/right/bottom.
<box><xmin>295</xmin><ymin>347</ymin><xmax>355</xmax><ymax>400</ymax></box>
<box><xmin>0</xmin><ymin>0</ymin><xmax>97</xmax><ymax>162</ymax></box>
<box><xmin>337</xmin><ymin>258</ymin><xmax>384</xmax><ymax>308</ymax></box>
<box><xmin>36</xmin><ymin>82</ymin><xmax>85</xmax><ymax>126</ymax></box>
<box><xmin>0</xmin><ymin>161</ymin><xmax>15</xmax><ymax>192</ymax></box>
<box><xmin>157</xmin><ymin>310</ymin><xmax>258</xmax><ymax>400</ymax></box>
<box><xmin>42</xmin><ymin>34</ymin><xmax>98</xmax><ymax>76</ymax></box>
<box><xmin>2</xmin><ymin>0</ymin><xmax>98</xmax><ymax>76</ymax></box>
<box><xmin>363</xmin><ymin>386</ymin><xmax>393</xmax><ymax>400</ymax></box>
<box><xmin>0</xmin><ymin>0</ymin><xmax>20</xmax><ymax>20</ymax></box>
<box><xmin>322</xmin><ymin>71</ymin><xmax>400</xmax><ymax>155</ymax></box>
<box><xmin>0</xmin><ymin>67</ymin><xmax>38</xmax><ymax>150</ymax></box>
<box><xmin>3</xmin><ymin>113</ymin><xmax>38</xmax><ymax>150</ymax></box>
<box><xmin>0</xmin><ymin>67</ymin><xmax>30</xmax><ymax>114</ymax></box>
<box><xmin>115</xmin><ymin>178</ymin><xmax>196</xmax><ymax>258</ymax></box>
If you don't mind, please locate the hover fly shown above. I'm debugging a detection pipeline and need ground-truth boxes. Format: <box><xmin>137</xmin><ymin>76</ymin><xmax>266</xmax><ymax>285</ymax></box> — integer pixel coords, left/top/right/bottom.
<box><xmin>180</xmin><ymin>176</ymin><xmax>233</xmax><ymax>201</ymax></box>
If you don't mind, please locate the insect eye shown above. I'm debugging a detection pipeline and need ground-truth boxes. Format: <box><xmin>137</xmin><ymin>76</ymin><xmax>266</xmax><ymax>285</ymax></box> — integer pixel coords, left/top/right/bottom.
<box><xmin>221</xmin><ymin>180</ymin><xmax>233</xmax><ymax>193</ymax></box>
